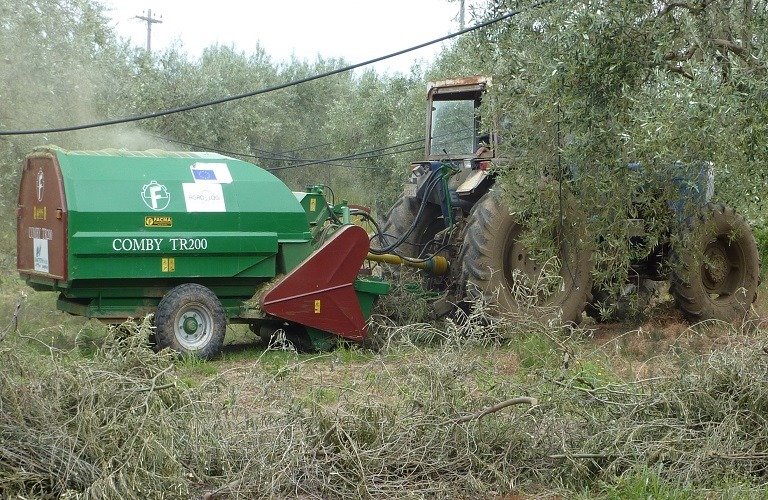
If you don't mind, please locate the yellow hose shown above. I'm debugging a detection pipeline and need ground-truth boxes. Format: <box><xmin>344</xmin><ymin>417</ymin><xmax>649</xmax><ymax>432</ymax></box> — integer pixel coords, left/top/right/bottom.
<box><xmin>366</xmin><ymin>253</ymin><xmax>449</xmax><ymax>276</ymax></box>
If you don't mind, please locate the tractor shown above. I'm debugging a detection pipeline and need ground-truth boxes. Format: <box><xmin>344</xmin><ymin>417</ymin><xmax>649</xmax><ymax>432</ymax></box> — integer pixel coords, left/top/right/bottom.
<box><xmin>376</xmin><ymin>76</ymin><xmax>760</xmax><ymax>324</ymax></box>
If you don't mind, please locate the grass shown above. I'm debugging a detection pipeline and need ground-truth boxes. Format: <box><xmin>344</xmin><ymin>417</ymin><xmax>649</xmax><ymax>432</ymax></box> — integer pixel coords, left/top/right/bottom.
<box><xmin>1</xmin><ymin>306</ymin><xmax>767</xmax><ymax>498</ymax></box>
<box><xmin>2</xmin><ymin>262</ymin><xmax>768</xmax><ymax>498</ymax></box>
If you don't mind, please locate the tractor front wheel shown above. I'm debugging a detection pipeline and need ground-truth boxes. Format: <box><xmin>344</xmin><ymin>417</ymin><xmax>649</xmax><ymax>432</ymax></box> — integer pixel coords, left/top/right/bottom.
<box><xmin>459</xmin><ymin>191</ymin><xmax>592</xmax><ymax>324</ymax></box>
<box><xmin>671</xmin><ymin>203</ymin><xmax>760</xmax><ymax>323</ymax></box>
<box><xmin>154</xmin><ymin>283</ymin><xmax>226</xmax><ymax>359</ymax></box>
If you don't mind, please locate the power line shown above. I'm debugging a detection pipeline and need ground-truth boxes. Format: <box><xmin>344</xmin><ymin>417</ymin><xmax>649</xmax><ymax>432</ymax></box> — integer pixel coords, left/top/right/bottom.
<box><xmin>156</xmin><ymin>121</ymin><xmax>476</xmax><ymax>170</ymax></box>
<box><xmin>267</xmin><ymin>144</ymin><xmax>423</xmax><ymax>171</ymax></box>
<box><xmin>152</xmin><ymin>134</ymin><xmax>355</xmax><ymax>167</ymax></box>
<box><xmin>277</xmin><ymin>138</ymin><xmax>423</xmax><ymax>165</ymax></box>
<box><xmin>154</xmin><ymin>133</ymin><xmax>422</xmax><ymax>170</ymax></box>
<box><xmin>0</xmin><ymin>0</ymin><xmax>553</xmax><ymax>136</ymax></box>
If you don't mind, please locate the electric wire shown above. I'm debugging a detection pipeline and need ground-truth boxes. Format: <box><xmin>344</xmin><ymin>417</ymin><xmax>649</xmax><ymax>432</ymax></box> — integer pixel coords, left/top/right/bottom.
<box><xmin>151</xmin><ymin>134</ymin><xmax>358</xmax><ymax>167</ymax></box>
<box><xmin>0</xmin><ymin>0</ymin><xmax>554</xmax><ymax>136</ymax></box>
<box><xmin>154</xmin><ymin>121</ymin><xmax>473</xmax><ymax>172</ymax></box>
<box><xmin>266</xmin><ymin>144</ymin><xmax>422</xmax><ymax>171</ymax></box>
<box><xmin>154</xmin><ymin>133</ymin><xmax>420</xmax><ymax>169</ymax></box>
<box><xmin>278</xmin><ymin>138</ymin><xmax>423</xmax><ymax>165</ymax></box>
<box><xmin>269</xmin><ymin>122</ymin><xmax>479</xmax><ymax>170</ymax></box>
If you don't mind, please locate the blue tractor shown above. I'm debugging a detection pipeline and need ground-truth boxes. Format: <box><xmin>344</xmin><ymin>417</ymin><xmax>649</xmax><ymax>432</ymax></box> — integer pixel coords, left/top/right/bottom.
<box><xmin>377</xmin><ymin>76</ymin><xmax>760</xmax><ymax>324</ymax></box>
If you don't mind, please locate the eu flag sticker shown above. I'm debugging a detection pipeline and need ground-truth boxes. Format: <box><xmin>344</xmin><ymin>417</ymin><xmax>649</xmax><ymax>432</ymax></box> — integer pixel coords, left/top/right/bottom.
<box><xmin>193</xmin><ymin>169</ymin><xmax>216</xmax><ymax>181</ymax></box>
<box><xmin>190</xmin><ymin>162</ymin><xmax>233</xmax><ymax>184</ymax></box>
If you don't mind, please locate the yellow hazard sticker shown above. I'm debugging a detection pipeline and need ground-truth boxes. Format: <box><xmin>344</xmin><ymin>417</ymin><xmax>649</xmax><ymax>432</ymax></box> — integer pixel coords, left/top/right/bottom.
<box><xmin>309</xmin><ymin>198</ymin><xmax>317</xmax><ymax>212</ymax></box>
<box><xmin>145</xmin><ymin>215</ymin><xmax>173</xmax><ymax>227</ymax></box>
<box><xmin>314</xmin><ymin>299</ymin><xmax>321</xmax><ymax>314</ymax></box>
<box><xmin>33</xmin><ymin>206</ymin><xmax>47</xmax><ymax>220</ymax></box>
<box><xmin>161</xmin><ymin>257</ymin><xmax>176</xmax><ymax>272</ymax></box>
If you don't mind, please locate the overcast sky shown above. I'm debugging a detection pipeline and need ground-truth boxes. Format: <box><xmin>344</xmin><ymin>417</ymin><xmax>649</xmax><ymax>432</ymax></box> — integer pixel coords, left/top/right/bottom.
<box><xmin>100</xmin><ymin>0</ymin><xmax>465</xmax><ymax>73</ymax></box>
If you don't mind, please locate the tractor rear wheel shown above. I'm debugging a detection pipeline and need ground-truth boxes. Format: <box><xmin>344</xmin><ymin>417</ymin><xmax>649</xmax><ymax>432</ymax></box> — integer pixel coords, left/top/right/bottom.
<box><xmin>459</xmin><ymin>191</ymin><xmax>592</xmax><ymax>324</ymax></box>
<box><xmin>377</xmin><ymin>194</ymin><xmax>445</xmax><ymax>260</ymax></box>
<box><xmin>154</xmin><ymin>283</ymin><xmax>226</xmax><ymax>359</ymax></box>
<box><xmin>671</xmin><ymin>203</ymin><xmax>759</xmax><ymax>323</ymax></box>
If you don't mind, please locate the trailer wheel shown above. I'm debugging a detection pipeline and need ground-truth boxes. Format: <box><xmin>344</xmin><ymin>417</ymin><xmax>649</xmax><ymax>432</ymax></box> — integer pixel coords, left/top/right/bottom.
<box><xmin>154</xmin><ymin>283</ymin><xmax>226</xmax><ymax>360</ymax></box>
<box><xmin>459</xmin><ymin>191</ymin><xmax>592</xmax><ymax>325</ymax></box>
<box><xmin>377</xmin><ymin>194</ymin><xmax>444</xmax><ymax>260</ymax></box>
<box><xmin>671</xmin><ymin>203</ymin><xmax>760</xmax><ymax>323</ymax></box>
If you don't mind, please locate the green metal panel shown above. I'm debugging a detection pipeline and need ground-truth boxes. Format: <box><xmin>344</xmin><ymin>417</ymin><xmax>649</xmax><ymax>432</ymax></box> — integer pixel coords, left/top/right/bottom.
<box><xmin>70</xmin><ymin>231</ymin><xmax>278</xmax><ymax>279</ymax></box>
<box><xmin>354</xmin><ymin>277</ymin><xmax>390</xmax><ymax>318</ymax></box>
<box><xmin>295</xmin><ymin>189</ymin><xmax>330</xmax><ymax>229</ymax></box>
<box><xmin>57</xmin><ymin>294</ymin><xmax>243</xmax><ymax>320</ymax></box>
<box><xmin>278</xmin><ymin>241</ymin><xmax>313</xmax><ymax>274</ymax></box>
<box><xmin>50</xmin><ymin>148</ymin><xmax>312</xmax><ymax>283</ymax></box>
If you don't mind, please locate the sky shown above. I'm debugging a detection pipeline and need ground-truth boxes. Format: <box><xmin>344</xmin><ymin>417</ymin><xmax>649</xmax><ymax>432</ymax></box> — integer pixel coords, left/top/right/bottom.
<box><xmin>99</xmin><ymin>0</ymin><xmax>466</xmax><ymax>73</ymax></box>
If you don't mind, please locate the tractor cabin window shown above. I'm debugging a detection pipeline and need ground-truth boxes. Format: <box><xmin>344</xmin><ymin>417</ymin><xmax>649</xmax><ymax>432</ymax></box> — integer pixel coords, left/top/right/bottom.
<box><xmin>429</xmin><ymin>98</ymin><xmax>479</xmax><ymax>157</ymax></box>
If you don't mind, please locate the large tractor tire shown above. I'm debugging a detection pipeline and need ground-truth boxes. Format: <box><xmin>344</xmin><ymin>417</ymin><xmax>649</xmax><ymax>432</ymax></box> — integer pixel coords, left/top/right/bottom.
<box><xmin>671</xmin><ymin>203</ymin><xmax>760</xmax><ymax>323</ymax></box>
<box><xmin>377</xmin><ymin>194</ymin><xmax>445</xmax><ymax>259</ymax></box>
<box><xmin>154</xmin><ymin>283</ymin><xmax>226</xmax><ymax>359</ymax></box>
<box><xmin>459</xmin><ymin>191</ymin><xmax>593</xmax><ymax>324</ymax></box>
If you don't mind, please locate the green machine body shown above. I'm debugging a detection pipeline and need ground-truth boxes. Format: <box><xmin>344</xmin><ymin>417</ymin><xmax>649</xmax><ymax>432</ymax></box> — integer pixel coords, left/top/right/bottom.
<box><xmin>17</xmin><ymin>148</ymin><xmax>388</xmax><ymax>358</ymax></box>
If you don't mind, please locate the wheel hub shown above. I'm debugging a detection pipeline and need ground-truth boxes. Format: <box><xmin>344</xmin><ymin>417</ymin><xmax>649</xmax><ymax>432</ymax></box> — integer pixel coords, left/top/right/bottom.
<box><xmin>182</xmin><ymin>314</ymin><xmax>200</xmax><ymax>335</ymax></box>
<box><xmin>176</xmin><ymin>307</ymin><xmax>212</xmax><ymax>349</ymax></box>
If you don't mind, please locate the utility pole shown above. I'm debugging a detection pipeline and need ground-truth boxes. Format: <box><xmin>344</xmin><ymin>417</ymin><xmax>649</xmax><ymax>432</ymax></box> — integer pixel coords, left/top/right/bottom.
<box><xmin>134</xmin><ymin>9</ymin><xmax>162</xmax><ymax>53</ymax></box>
<box><xmin>458</xmin><ymin>0</ymin><xmax>465</xmax><ymax>29</ymax></box>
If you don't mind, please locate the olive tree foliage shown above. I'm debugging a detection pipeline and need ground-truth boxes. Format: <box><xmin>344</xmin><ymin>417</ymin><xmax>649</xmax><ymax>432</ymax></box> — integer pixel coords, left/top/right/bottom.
<box><xmin>0</xmin><ymin>0</ymin><xmax>107</xmax><ymax>174</ymax></box>
<box><xmin>0</xmin><ymin>0</ymin><xmax>432</xmax><ymax>245</ymax></box>
<box><xmin>321</xmin><ymin>70</ymin><xmax>427</xmax><ymax>212</ymax></box>
<box><xmin>462</xmin><ymin>0</ymin><xmax>768</xmax><ymax>298</ymax></box>
<box><xmin>0</xmin><ymin>0</ymin><xmax>140</xmax><ymax>256</ymax></box>
<box><xmin>110</xmin><ymin>47</ymin><xmax>426</xmax><ymax>210</ymax></box>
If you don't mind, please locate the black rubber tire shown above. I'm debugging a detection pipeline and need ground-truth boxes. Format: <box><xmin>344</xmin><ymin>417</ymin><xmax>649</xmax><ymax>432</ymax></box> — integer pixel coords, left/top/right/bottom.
<box><xmin>459</xmin><ymin>191</ymin><xmax>593</xmax><ymax>324</ymax></box>
<box><xmin>154</xmin><ymin>283</ymin><xmax>226</xmax><ymax>360</ymax></box>
<box><xmin>671</xmin><ymin>203</ymin><xmax>760</xmax><ymax>323</ymax></box>
<box><xmin>377</xmin><ymin>194</ymin><xmax>445</xmax><ymax>259</ymax></box>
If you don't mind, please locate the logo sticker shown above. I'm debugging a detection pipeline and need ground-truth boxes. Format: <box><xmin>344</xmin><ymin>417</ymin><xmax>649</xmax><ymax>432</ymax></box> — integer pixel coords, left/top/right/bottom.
<box><xmin>141</xmin><ymin>181</ymin><xmax>171</xmax><ymax>211</ymax></box>
<box><xmin>145</xmin><ymin>215</ymin><xmax>173</xmax><ymax>227</ymax></box>
<box><xmin>33</xmin><ymin>238</ymin><xmax>49</xmax><ymax>273</ymax></box>
<box><xmin>33</xmin><ymin>206</ymin><xmax>47</xmax><ymax>220</ymax></box>
<box><xmin>182</xmin><ymin>183</ymin><xmax>226</xmax><ymax>212</ymax></box>
<box><xmin>36</xmin><ymin>168</ymin><xmax>45</xmax><ymax>202</ymax></box>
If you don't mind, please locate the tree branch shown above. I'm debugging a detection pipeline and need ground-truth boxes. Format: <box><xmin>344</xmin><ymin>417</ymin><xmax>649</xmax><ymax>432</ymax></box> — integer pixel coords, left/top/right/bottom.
<box><xmin>658</xmin><ymin>2</ymin><xmax>702</xmax><ymax>17</ymax></box>
<box><xmin>665</xmin><ymin>45</ymin><xmax>698</xmax><ymax>62</ymax></box>
<box><xmin>454</xmin><ymin>396</ymin><xmax>538</xmax><ymax>424</ymax></box>
<box><xmin>0</xmin><ymin>294</ymin><xmax>25</xmax><ymax>343</ymax></box>
<box><xmin>666</xmin><ymin>63</ymin><xmax>695</xmax><ymax>80</ymax></box>
<box><xmin>658</xmin><ymin>0</ymin><xmax>716</xmax><ymax>17</ymax></box>
<box><xmin>712</xmin><ymin>38</ymin><xmax>746</xmax><ymax>56</ymax></box>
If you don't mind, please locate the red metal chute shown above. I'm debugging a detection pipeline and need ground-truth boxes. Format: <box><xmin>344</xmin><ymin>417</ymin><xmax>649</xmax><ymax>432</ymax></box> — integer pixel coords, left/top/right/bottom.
<box><xmin>262</xmin><ymin>224</ymin><xmax>370</xmax><ymax>340</ymax></box>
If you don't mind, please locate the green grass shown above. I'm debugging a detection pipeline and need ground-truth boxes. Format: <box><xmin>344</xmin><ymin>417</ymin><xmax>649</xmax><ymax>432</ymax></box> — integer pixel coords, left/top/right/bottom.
<box><xmin>578</xmin><ymin>469</ymin><xmax>768</xmax><ymax>500</ymax></box>
<box><xmin>513</xmin><ymin>331</ymin><xmax>561</xmax><ymax>371</ymax></box>
<box><xmin>583</xmin><ymin>469</ymin><xmax>696</xmax><ymax>500</ymax></box>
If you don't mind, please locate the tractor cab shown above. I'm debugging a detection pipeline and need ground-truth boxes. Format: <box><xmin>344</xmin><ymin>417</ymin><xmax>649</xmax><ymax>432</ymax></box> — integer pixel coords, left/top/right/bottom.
<box><xmin>425</xmin><ymin>76</ymin><xmax>495</xmax><ymax>162</ymax></box>
<box><xmin>404</xmin><ymin>76</ymin><xmax>496</xmax><ymax>210</ymax></box>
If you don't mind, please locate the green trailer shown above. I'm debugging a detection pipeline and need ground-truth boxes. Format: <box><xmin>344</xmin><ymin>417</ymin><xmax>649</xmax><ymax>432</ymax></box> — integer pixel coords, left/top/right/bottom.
<box><xmin>17</xmin><ymin>147</ymin><xmax>388</xmax><ymax>358</ymax></box>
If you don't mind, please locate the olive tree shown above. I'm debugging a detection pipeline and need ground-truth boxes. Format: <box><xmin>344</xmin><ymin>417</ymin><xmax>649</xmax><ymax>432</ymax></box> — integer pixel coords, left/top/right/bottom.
<box><xmin>468</xmin><ymin>0</ymin><xmax>768</xmax><ymax>308</ymax></box>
